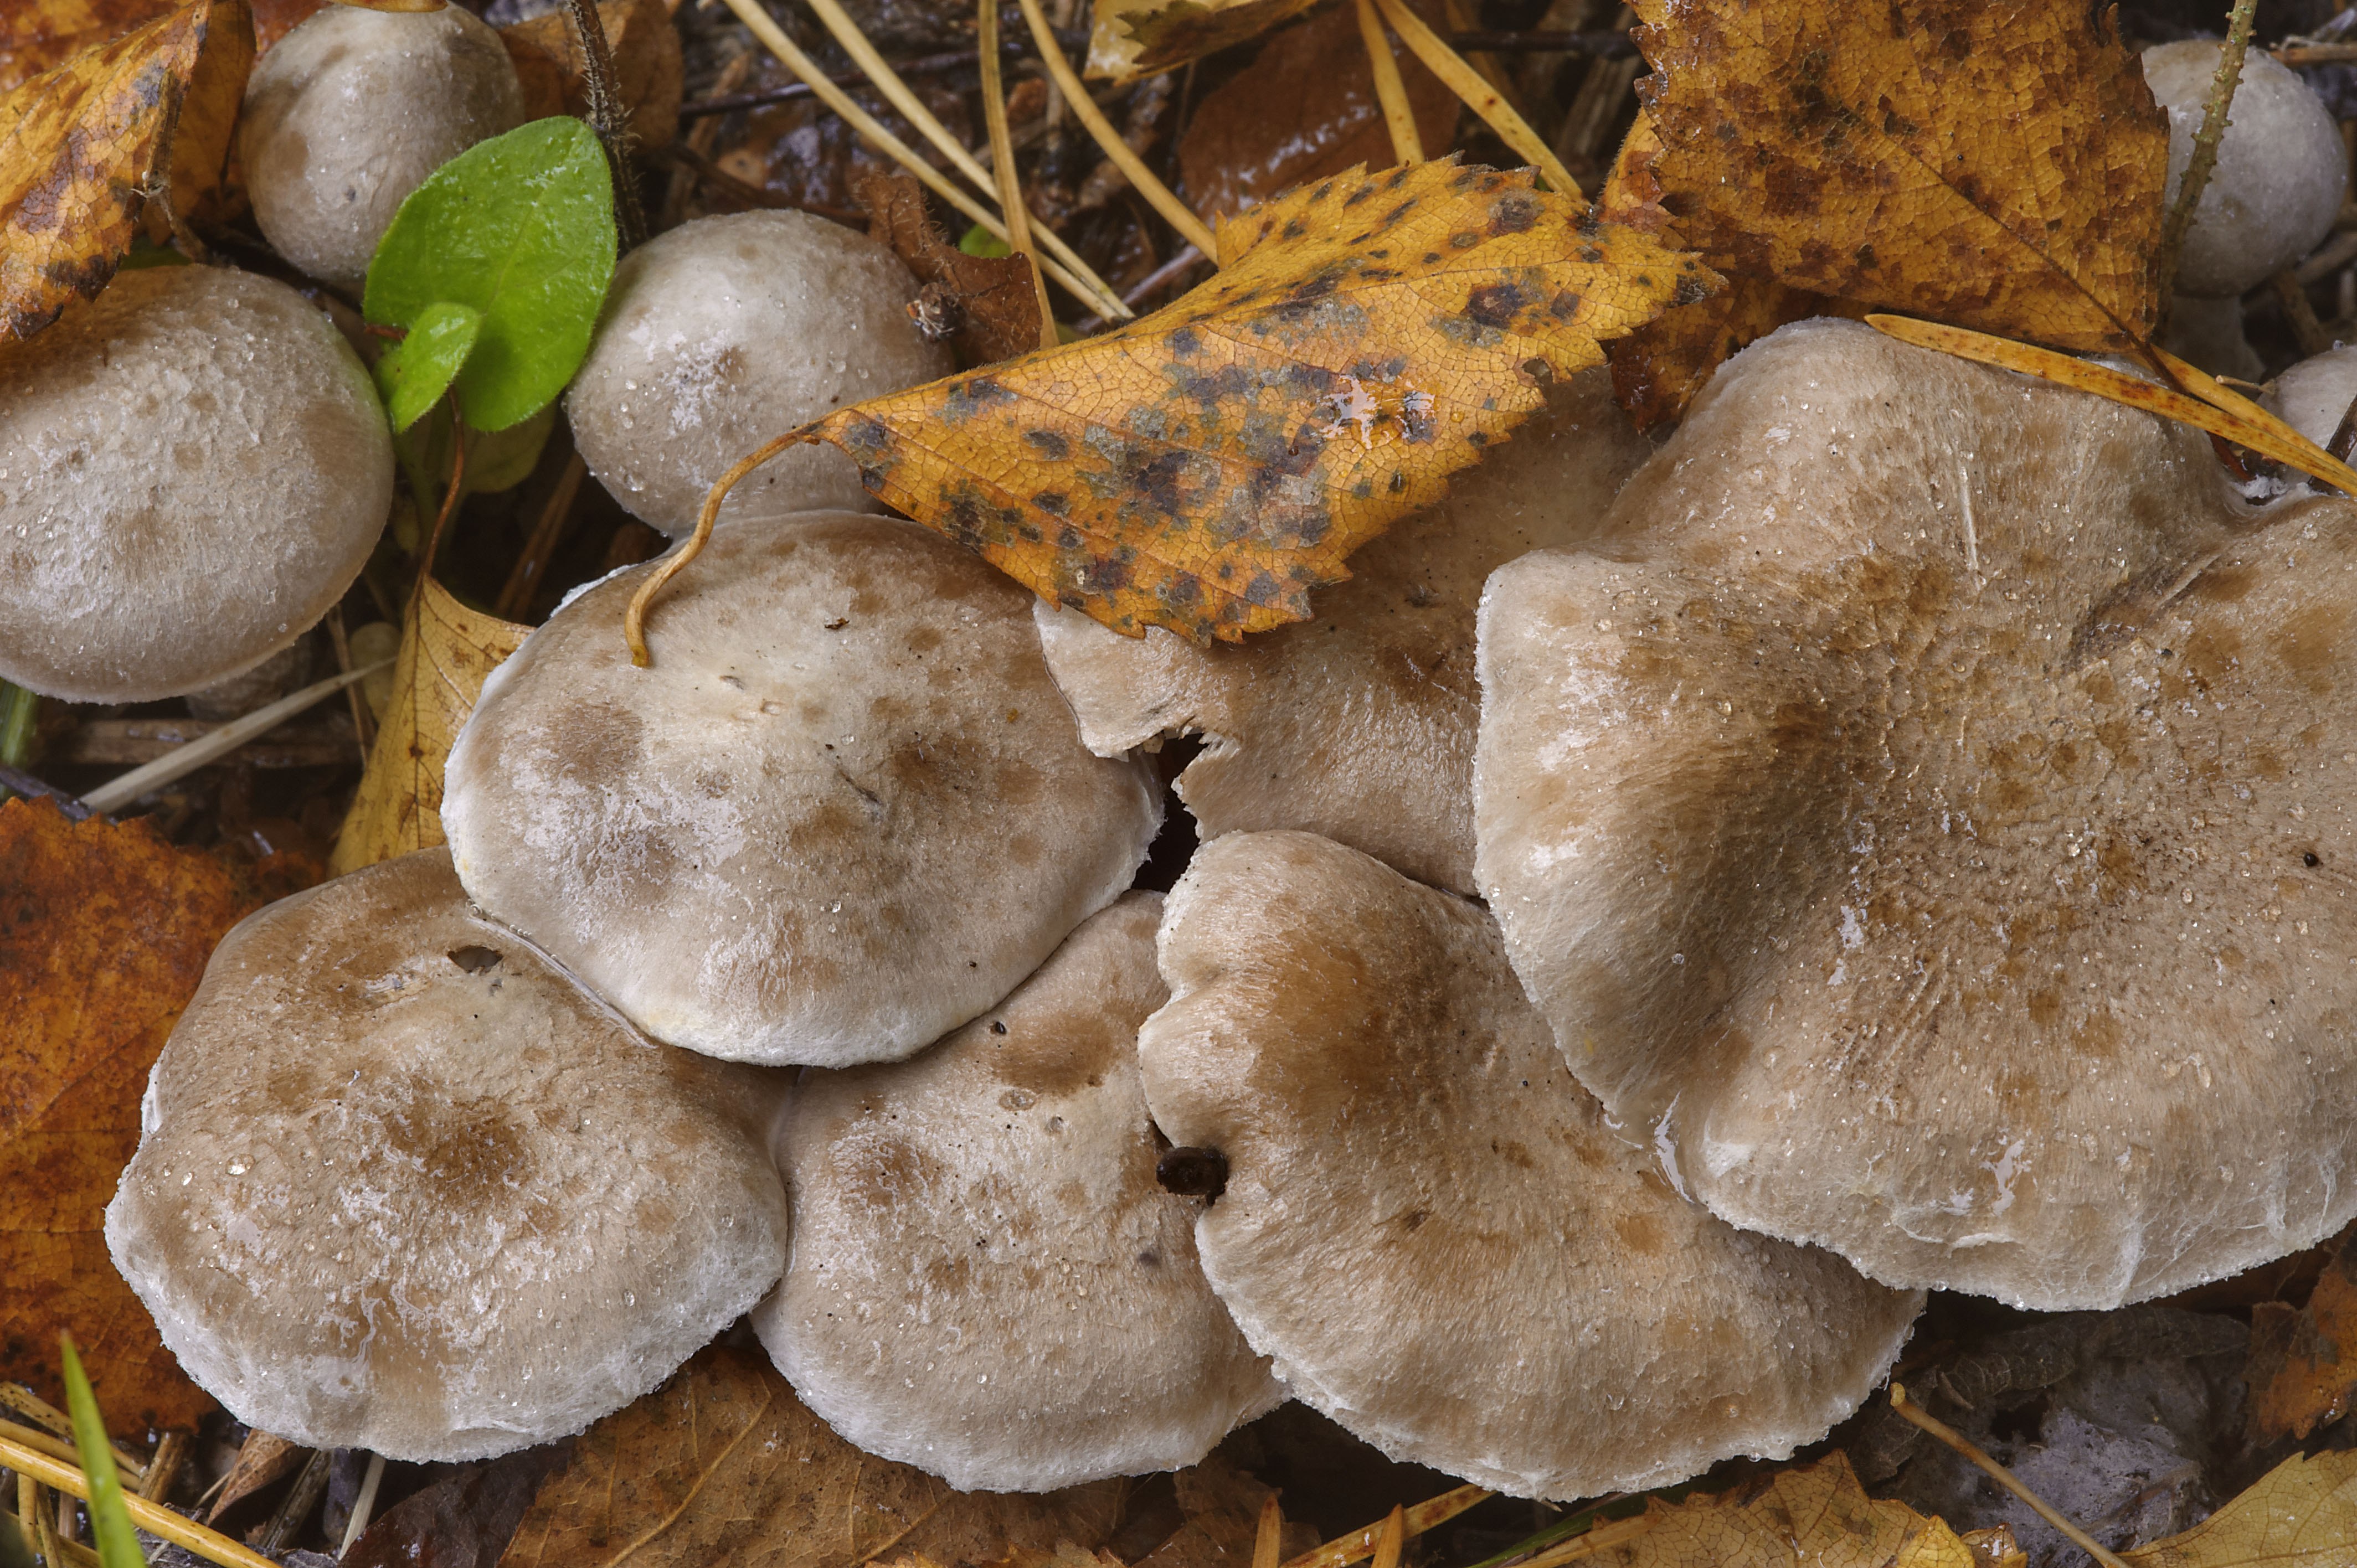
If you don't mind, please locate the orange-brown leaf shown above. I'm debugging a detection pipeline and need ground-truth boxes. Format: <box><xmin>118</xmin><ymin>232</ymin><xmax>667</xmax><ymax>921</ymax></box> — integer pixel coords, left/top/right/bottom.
<box><xmin>2247</xmin><ymin>1230</ymin><xmax>2357</xmax><ymax>1442</ymax></box>
<box><xmin>797</xmin><ymin>158</ymin><xmax>1710</xmax><ymax>643</ymax></box>
<box><xmin>500</xmin><ymin>0</ymin><xmax>680</xmax><ymax>152</ymax></box>
<box><xmin>855</xmin><ymin>167</ymin><xmax>1042</xmax><ymax>368</ymax></box>
<box><xmin>0</xmin><ymin>0</ymin><xmax>252</xmax><ymax>338</ymax></box>
<box><xmin>1632</xmin><ymin>0</ymin><xmax>2167</xmax><ymax>351</ymax></box>
<box><xmin>0</xmin><ymin>799</ymin><xmax>290</xmax><ymax>1431</ymax></box>
<box><xmin>0</xmin><ymin>0</ymin><xmax>184</xmax><ymax>92</ymax></box>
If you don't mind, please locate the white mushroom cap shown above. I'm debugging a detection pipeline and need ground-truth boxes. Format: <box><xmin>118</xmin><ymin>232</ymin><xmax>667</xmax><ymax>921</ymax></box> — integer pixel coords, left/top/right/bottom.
<box><xmin>565</xmin><ymin>212</ymin><xmax>954</xmax><ymax>537</ymax></box>
<box><xmin>239</xmin><ymin>5</ymin><xmax>525</xmax><ymax>293</ymax></box>
<box><xmin>1476</xmin><ymin>317</ymin><xmax>2357</xmax><ymax>1311</ymax></box>
<box><xmin>2144</xmin><ymin>42</ymin><xmax>2345</xmax><ymax>299</ymax></box>
<box><xmin>0</xmin><ymin>266</ymin><xmax>393</xmax><ymax>704</ymax></box>
<box><xmin>1033</xmin><ymin>368</ymin><xmax>1651</xmax><ymax>896</ymax></box>
<box><xmin>442</xmin><ymin>511</ymin><xmax>1161</xmax><ymax>1067</ymax></box>
<box><xmin>754</xmin><ymin>894</ymin><xmax>1282</xmax><ymax>1491</ymax></box>
<box><xmin>105</xmin><ymin>849</ymin><xmax>790</xmax><ymax>1462</ymax></box>
<box><xmin>2273</xmin><ymin>344</ymin><xmax>2357</xmax><ymax>448</ymax></box>
<box><xmin>1139</xmin><ymin>831</ymin><xmax>1921</xmax><ymax>1500</ymax></box>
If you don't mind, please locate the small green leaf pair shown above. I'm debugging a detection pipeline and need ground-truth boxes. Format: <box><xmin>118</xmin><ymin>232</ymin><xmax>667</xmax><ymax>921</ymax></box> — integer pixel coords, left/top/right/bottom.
<box><xmin>366</xmin><ymin>117</ymin><xmax>620</xmax><ymax>435</ymax></box>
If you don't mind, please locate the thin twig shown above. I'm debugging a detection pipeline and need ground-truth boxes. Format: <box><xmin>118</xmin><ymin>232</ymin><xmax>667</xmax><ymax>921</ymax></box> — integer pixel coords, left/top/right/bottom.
<box><xmin>561</xmin><ymin>0</ymin><xmax>649</xmax><ymax>247</ymax></box>
<box><xmin>2274</xmin><ymin>269</ymin><xmax>2334</xmax><ymax>357</ymax></box>
<box><xmin>418</xmin><ymin>415</ymin><xmax>467</xmax><ymax>595</ymax></box>
<box><xmin>76</xmin><ymin>664</ymin><xmax>391</xmax><ymax>817</ymax></box>
<box><xmin>2158</xmin><ymin>0</ymin><xmax>2257</xmax><ymax>303</ymax></box>
<box><xmin>324</xmin><ymin>606</ymin><xmax>374</xmax><ymax>761</ymax></box>
<box><xmin>0</xmin><ymin>767</ymin><xmax>89</xmax><ymax>819</ymax></box>
<box><xmin>138</xmin><ymin>1433</ymin><xmax>188</xmax><ymax>1504</ymax></box>
<box><xmin>979</xmin><ymin>0</ymin><xmax>1059</xmax><ymax>347</ymax></box>
<box><xmin>495</xmin><ymin>452</ymin><xmax>589</xmax><ymax>620</ymax></box>
<box><xmin>1354</xmin><ymin>0</ymin><xmax>1425</xmax><ymax>165</ymax></box>
<box><xmin>1887</xmin><ymin>1383</ymin><xmax>2132</xmax><ymax>1568</ymax></box>
<box><xmin>0</xmin><ymin>1434</ymin><xmax>279</xmax><ymax>1568</ymax></box>
<box><xmin>259</xmin><ymin>1449</ymin><xmax>330</xmax><ymax>1556</ymax></box>
<box><xmin>1372</xmin><ymin>0</ymin><xmax>1582</xmax><ymax>196</ymax></box>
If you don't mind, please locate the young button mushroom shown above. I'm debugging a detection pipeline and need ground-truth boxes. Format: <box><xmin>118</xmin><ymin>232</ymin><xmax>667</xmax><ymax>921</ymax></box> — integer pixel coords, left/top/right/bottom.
<box><xmin>2143</xmin><ymin>42</ymin><xmax>2345</xmax><ymax>300</ymax></box>
<box><xmin>0</xmin><ymin>266</ymin><xmax>394</xmax><ymax>704</ymax></box>
<box><xmin>239</xmin><ymin>5</ymin><xmax>526</xmax><ymax>292</ymax></box>
<box><xmin>564</xmin><ymin>212</ymin><xmax>953</xmax><ymax>536</ymax></box>
<box><xmin>1139</xmin><ymin>831</ymin><xmax>1921</xmax><ymax>1499</ymax></box>
<box><xmin>441</xmin><ymin>512</ymin><xmax>1161</xmax><ymax>1067</ymax></box>
<box><xmin>1034</xmin><ymin>368</ymin><xmax>1651</xmax><ymax>895</ymax></box>
<box><xmin>754</xmin><ymin>894</ymin><xmax>1282</xmax><ymax>1490</ymax></box>
<box><xmin>105</xmin><ymin>849</ymin><xmax>790</xmax><ymax>1461</ymax></box>
<box><xmin>2272</xmin><ymin>344</ymin><xmax>2357</xmax><ymax>448</ymax></box>
<box><xmin>1476</xmin><ymin>317</ymin><xmax>2357</xmax><ymax>1312</ymax></box>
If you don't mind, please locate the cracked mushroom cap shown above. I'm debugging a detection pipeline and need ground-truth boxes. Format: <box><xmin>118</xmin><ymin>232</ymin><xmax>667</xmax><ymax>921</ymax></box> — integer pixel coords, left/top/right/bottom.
<box><xmin>104</xmin><ymin>849</ymin><xmax>790</xmax><ymax>1461</ymax></box>
<box><xmin>1475</xmin><ymin>316</ymin><xmax>2357</xmax><ymax>1311</ymax></box>
<box><xmin>754</xmin><ymin>894</ymin><xmax>1281</xmax><ymax>1490</ymax></box>
<box><xmin>1034</xmin><ymin>367</ymin><xmax>1651</xmax><ymax>895</ymax></box>
<box><xmin>442</xmin><ymin>511</ymin><xmax>1160</xmax><ymax>1067</ymax></box>
<box><xmin>1139</xmin><ymin>831</ymin><xmax>1919</xmax><ymax>1499</ymax></box>
<box><xmin>0</xmin><ymin>266</ymin><xmax>393</xmax><ymax>704</ymax></box>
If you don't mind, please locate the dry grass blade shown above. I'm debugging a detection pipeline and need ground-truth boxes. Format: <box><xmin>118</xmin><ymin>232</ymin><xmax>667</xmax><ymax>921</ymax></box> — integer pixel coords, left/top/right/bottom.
<box><xmin>76</xmin><ymin>662</ymin><xmax>388</xmax><ymax>816</ymax></box>
<box><xmin>1867</xmin><ymin>314</ymin><xmax>2357</xmax><ymax>494</ymax></box>
<box><xmin>1368</xmin><ymin>1509</ymin><xmax>1406</xmax><ymax>1568</ymax></box>
<box><xmin>1367</xmin><ymin>0</ymin><xmax>1578</xmax><ymax>197</ymax></box>
<box><xmin>1887</xmin><ymin>1384</ymin><xmax>2129</xmax><ymax>1568</ymax></box>
<box><xmin>1352</xmin><ymin>0</ymin><xmax>1423</xmax><ymax>164</ymax></box>
<box><xmin>1281</xmin><ymin>1483</ymin><xmax>1492</xmax><ymax>1568</ymax></box>
<box><xmin>0</xmin><ymin>1386</ymin><xmax>73</xmax><ymax>1442</ymax></box>
<box><xmin>0</xmin><ymin>1431</ymin><xmax>277</xmax><ymax>1568</ymax></box>
<box><xmin>978</xmin><ymin>0</ymin><xmax>1056</xmax><ymax>348</ymax></box>
<box><xmin>1253</xmin><ymin>1498</ymin><xmax>1283</xmax><ymax>1568</ymax></box>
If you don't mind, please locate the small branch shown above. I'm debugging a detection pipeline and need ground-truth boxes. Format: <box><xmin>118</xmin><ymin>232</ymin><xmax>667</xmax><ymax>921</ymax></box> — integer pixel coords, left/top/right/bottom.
<box><xmin>979</xmin><ymin>0</ymin><xmax>1059</xmax><ymax>348</ymax></box>
<box><xmin>2274</xmin><ymin>269</ymin><xmax>2334</xmax><ymax>357</ymax></box>
<box><xmin>495</xmin><ymin>452</ymin><xmax>589</xmax><ymax>620</ymax></box>
<box><xmin>1354</xmin><ymin>0</ymin><xmax>1425</xmax><ymax>166</ymax></box>
<box><xmin>0</xmin><ymin>766</ymin><xmax>90</xmax><ymax>819</ymax></box>
<box><xmin>325</xmin><ymin>605</ymin><xmax>374</xmax><ymax>762</ymax></box>
<box><xmin>1887</xmin><ymin>1383</ymin><xmax>2131</xmax><ymax>1568</ymax></box>
<box><xmin>562</xmin><ymin>0</ymin><xmax>648</xmax><ymax>247</ymax></box>
<box><xmin>2158</xmin><ymin>0</ymin><xmax>2258</xmax><ymax>303</ymax></box>
<box><xmin>76</xmin><ymin>666</ymin><xmax>390</xmax><ymax>817</ymax></box>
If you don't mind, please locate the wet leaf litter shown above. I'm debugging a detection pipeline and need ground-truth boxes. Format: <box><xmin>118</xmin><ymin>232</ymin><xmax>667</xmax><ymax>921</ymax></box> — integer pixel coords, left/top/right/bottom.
<box><xmin>9</xmin><ymin>0</ymin><xmax>2357</xmax><ymax>1563</ymax></box>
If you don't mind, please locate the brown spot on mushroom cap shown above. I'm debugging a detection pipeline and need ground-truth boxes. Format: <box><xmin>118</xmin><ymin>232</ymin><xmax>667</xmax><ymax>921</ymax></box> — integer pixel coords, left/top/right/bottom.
<box><xmin>1139</xmin><ymin>831</ymin><xmax>1919</xmax><ymax>1500</ymax></box>
<box><xmin>0</xmin><ymin>266</ymin><xmax>394</xmax><ymax>704</ymax></box>
<box><xmin>441</xmin><ymin>512</ymin><xmax>1161</xmax><ymax>1067</ymax></box>
<box><xmin>1035</xmin><ymin>368</ymin><xmax>1651</xmax><ymax>896</ymax></box>
<box><xmin>102</xmin><ymin>848</ymin><xmax>791</xmax><ymax>1462</ymax></box>
<box><xmin>1476</xmin><ymin>317</ymin><xmax>2357</xmax><ymax>1311</ymax></box>
<box><xmin>754</xmin><ymin>895</ymin><xmax>1279</xmax><ymax>1490</ymax></box>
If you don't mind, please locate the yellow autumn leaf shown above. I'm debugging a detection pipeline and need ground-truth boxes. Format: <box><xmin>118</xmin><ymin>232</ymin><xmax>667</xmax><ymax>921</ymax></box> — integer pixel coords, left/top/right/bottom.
<box><xmin>2124</xmin><ymin>1451</ymin><xmax>2357</xmax><ymax>1568</ymax></box>
<box><xmin>769</xmin><ymin>159</ymin><xmax>1710</xmax><ymax>647</ymax></box>
<box><xmin>1579</xmin><ymin>1454</ymin><xmax>1975</xmax><ymax>1568</ymax></box>
<box><xmin>1084</xmin><ymin>0</ymin><xmax>1320</xmax><ymax>83</ymax></box>
<box><xmin>331</xmin><ymin>576</ymin><xmax>526</xmax><ymax>875</ymax></box>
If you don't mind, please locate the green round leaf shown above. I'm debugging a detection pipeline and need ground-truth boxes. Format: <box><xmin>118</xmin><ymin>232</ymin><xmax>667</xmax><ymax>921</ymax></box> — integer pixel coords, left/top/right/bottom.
<box><xmin>363</xmin><ymin>117</ymin><xmax>617</xmax><ymax>432</ymax></box>
<box><xmin>373</xmin><ymin>301</ymin><xmax>482</xmax><ymax>434</ymax></box>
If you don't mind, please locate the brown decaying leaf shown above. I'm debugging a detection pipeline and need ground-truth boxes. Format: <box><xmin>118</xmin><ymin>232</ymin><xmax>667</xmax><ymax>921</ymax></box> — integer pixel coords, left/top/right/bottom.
<box><xmin>2123</xmin><ymin>1450</ymin><xmax>2357</xmax><ymax>1568</ymax></box>
<box><xmin>1176</xmin><ymin>0</ymin><xmax>1456</xmax><ymax>224</ymax></box>
<box><xmin>500</xmin><ymin>0</ymin><xmax>681</xmax><ymax>152</ymax></box>
<box><xmin>855</xmin><ymin>167</ymin><xmax>1042</xmax><ymax>368</ymax></box>
<box><xmin>0</xmin><ymin>0</ymin><xmax>251</xmax><ymax>338</ymax></box>
<box><xmin>204</xmin><ymin>1430</ymin><xmax>304</xmax><ymax>1525</ymax></box>
<box><xmin>1085</xmin><ymin>0</ymin><xmax>1320</xmax><ymax>85</ymax></box>
<box><xmin>1582</xmin><ymin>1453</ymin><xmax>1974</xmax><ymax>1568</ymax></box>
<box><xmin>2246</xmin><ymin>1229</ymin><xmax>2357</xmax><ymax>1442</ymax></box>
<box><xmin>0</xmin><ymin>799</ymin><xmax>311</xmax><ymax>1431</ymax></box>
<box><xmin>497</xmin><ymin>1346</ymin><xmax>1130</xmax><ymax>1568</ymax></box>
<box><xmin>0</xmin><ymin>0</ymin><xmax>182</xmax><ymax>91</ymax></box>
<box><xmin>790</xmin><ymin>158</ymin><xmax>1709</xmax><ymax>644</ymax></box>
<box><xmin>1632</xmin><ymin>0</ymin><xmax>2166</xmax><ymax>353</ymax></box>
<box><xmin>331</xmin><ymin>576</ymin><xmax>527</xmax><ymax>876</ymax></box>
<box><xmin>344</xmin><ymin>1442</ymin><xmax>573</xmax><ymax>1568</ymax></box>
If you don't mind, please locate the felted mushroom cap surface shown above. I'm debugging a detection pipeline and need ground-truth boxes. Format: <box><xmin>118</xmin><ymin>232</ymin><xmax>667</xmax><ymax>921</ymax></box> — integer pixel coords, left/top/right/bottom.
<box><xmin>442</xmin><ymin>511</ymin><xmax>1160</xmax><ymax>1067</ymax></box>
<box><xmin>0</xmin><ymin>266</ymin><xmax>394</xmax><ymax>704</ymax></box>
<box><xmin>1035</xmin><ymin>368</ymin><xmax>1650</xmax><ymax>895</ymax></box>
<box><xmin>754</xmin><ymin>894</ymin><xmax>1281</xmax><ymax>1491</ymax></box>
<box><xmin>105</xmin><ymin>849</ymin><xmax>790</xmax><ymax>1462</ymax></box>
<box><xmin>565</xmin><ymin>210</ymin><xmax>953</xmax><ymax>537</ymax></box>
<box><xmin>1138</xmin><ymin>830</ymin><xmax>1921</xmax><ymax>1500</ymax></box>
<box><xmin>1475</xmin><ymin>317</ymin><xmax>2357</xmax><ymax>1311</ymax></box>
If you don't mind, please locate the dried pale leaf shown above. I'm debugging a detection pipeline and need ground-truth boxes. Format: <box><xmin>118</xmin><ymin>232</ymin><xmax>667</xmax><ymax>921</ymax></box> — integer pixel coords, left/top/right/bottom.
<box><xmin>1085</xmin><ymin>0</ymin><xmax>1319</xmax><ymax>84</ymax></box>
<box><xmin>2123</xmin><ymin>1451</ymin><xmax>2357</xmax><ymax>1567</ymax></box>
<box><xmin>500</xmin><ymin>0</ymin><xmax>680</xmax><ymax>150</ymax></box>
<box><xmin>1633</xmin><ymin>0</ymin><xmax>2166</xmax><ymax>350</ymax></box>
<box><xmin>2246</xmin><ymin>1231</ymin><xmax>2357</xmax><ymax>1442</ymax></box>
<box><xmin>1581</xmin><ymin>1454</ymin><xmax>1974</xmax><ymax>1568</ymax></box>
<box><xmin>203</xmin><ymin>1431</ymin><xmax>303</xmax><ymax>1526</ymax></box>
<box><xmin>0</xmin><ymin>0</ymin><xmax>251</xmax><ymax>337</ymax></box>
<box><xmin>855</xmin><ymin>167</ymin><xmax>1041</xmax><ymax>367</ymax></box>
<box><xmin>797</xmin><ymin>159</ymin><xmax>1710</xmax><ymax>643</ymax></box>
<box><xmin>497</xmin><ymin>1347</ymin><xmax>1130</xmax><ymax>1568</ymax></box>
<box><xmin>331</xmin><ymin>577</ymin><xmax>526</xmax><ymax>875</ymax></box>
<box><xmin>0</xmin><ymin>800</ymin><xmax>297</xmax><ymax>1431</ymax></box>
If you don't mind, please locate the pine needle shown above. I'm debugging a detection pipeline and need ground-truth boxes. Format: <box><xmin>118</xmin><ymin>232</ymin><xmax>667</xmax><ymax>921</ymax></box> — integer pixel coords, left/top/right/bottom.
<box><xmin>1354</xmin><ymin>0</ymin><xmax>1425</xmax><ymax>166</ymax></box>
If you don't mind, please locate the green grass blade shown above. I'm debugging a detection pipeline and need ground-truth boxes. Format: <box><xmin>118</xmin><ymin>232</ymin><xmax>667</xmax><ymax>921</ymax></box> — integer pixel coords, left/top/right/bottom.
<box><xmin>59</xmin><ymin>1335</ymin><xmax>146</xmax><ymax>1568</ymax></box>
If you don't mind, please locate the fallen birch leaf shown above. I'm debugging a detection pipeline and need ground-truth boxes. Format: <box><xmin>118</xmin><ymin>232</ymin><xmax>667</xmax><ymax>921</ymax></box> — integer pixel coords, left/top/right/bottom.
<box><xmin>1582</xmin><ymin>1453</ymin><xmax>1974</xmax><ymax>1567</ymax></box>
<box><xmin>0</xmin><ymin>798</ymin><xmax>296</xmax><ymax>1431</ymax></box>
<box><xmin>2124</xmin><ymin>1450</ymin><xmax>2357</xmax><ymax>1567</ymax></box>
<box><xmin>497</xmin><ymin>1346</ymin><xmax>1129</xmax><ymax>1568</ymax></box>
<box><xmin>0</xmin><ymin>0</ymin><xmax>251</xmax><ymax>338</ymax></box>
<box><xmin>1632</xmin><ymin>0</ymin><xmax>2166</xmax><ymax>350</ymax></box>
<box><xmin>500</xmin><ymin>0</ymin><xmax>680</xmax><ymax>152</ymax></box>
<box><xmin>856</xmin><ymin>167</ymin><xmax>1042</xmax><ymax>368</ymax></box>
<box><xmin>331</xmin><ymin>577</ymin><xmax>527</xmax><ymax>876</ymax></box>
<box><xmin>791</xmin><ymin>159</ymin><xmax>1708</xmax><ymax>644</ymax></box>
<box><xmin>2246</xmin><ymin>1229</ymin><xmax>2357</xmax><ymax>1442</ymax></box>
<box><xmin>1085</xmin><ymin>0</ymin><xmax>1319</xmax><ymax>84</ymax></box>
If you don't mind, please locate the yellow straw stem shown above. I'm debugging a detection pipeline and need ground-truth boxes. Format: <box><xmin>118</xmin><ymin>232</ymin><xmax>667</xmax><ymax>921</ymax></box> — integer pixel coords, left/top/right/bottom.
<box><xmin>792</xmin><ymin>0</ymin><xmax>1131</xmax><ymax>318</ymax></box>
<box><xmin>1368</xmin><ymin>0</ymin><xmax>1582</xmax><ymax>198</ymax></box>
<box><xmin>1014</xmin><ymin>0</ymin><xmax>1221</xmax><ymax>262</ymax></box>
<box><xmin>712</xmin><ymin>0</ymin><xmax>1125</xmax><ymax>318</ymax></box>
<box><xmin>979</xmin><ymin>0</ymin><xmax>1059</xmax><ymax>348</ymax></box>
<box><xmin>1354</xmin><ymin>0</ymin><xmax>1424</xmax><ymax>166</ymax></box>
<box><xmin>0</xmin><ymin>1432</ymin><xmax>280</xmax><ymax>1568</ymax></box>
<box><xmin>1283</xmin><ymin>1484</ymin><xmax>1493</xmax><ymax>1568</ymax></box>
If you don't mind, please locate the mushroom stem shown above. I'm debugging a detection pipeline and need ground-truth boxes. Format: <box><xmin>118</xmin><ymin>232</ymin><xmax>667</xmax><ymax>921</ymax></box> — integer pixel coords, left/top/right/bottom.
<box><xmin>2158</xmin><ymin>0</ymin><xmax>2258</xmax><ymax>305</ymax></box>
<box><xmin>977</xmin><ymin>0</ymin><xmax>1058</xmax><ymax>351</ymax></box>
<box><xmin>621</xmin><ymin>429</ymin><xmax>808</xmax><ymax>667</ymax></box>
<box><xmin>0</xmin><ymin>1433</ymin><xmax>279</xmax><ymax>1568</ymax></box>
<box><xmin>1282</xmin><ymin>1483</ymin><xmax>1493</xmax><ymax>1568</ymax></box>
<box><xmin>1886</xmin><ymin>1384</ymin><xmax>2131</xmax><ymax>1568</ymax></box>
<box><xmin>1353</xmin><ymin>0</ymin><xmax>1425</xmax><ymax>167</ymax></box>
<box><xmin>1367</xmin><ymin>0</ymin><xmax>1581</xmax><ymax>198</ymax></box>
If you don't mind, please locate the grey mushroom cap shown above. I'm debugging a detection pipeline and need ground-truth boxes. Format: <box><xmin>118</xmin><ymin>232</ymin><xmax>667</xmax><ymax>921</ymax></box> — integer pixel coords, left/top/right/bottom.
<box><xmin>1139</xmin><ymin>831</ymin><xmax>1921</xmax><ymax>1500</ymax></box>
<box><xmin>565</xmin><ymin>210</ymin><xmax>953</xmax><ymax>537</ymax></box>
<box><xmin>105</xmin><ymin>849</ymin><xmax>790</xmax><ymax>1462</ymax></box>
<box><xmin>0</xmin><ymin>266</ymin><xmax>393</xmax><ymax>704</ymax></box>
<box><xmin>754</xmin><ymin>894</ymin><xmax>1282</xmax><ymax>1492</ymax></box>
<box><xmin>1035</xmin><ymin>367</ymin><xmax>1650</xmax><ymax>896</ymax></box>
<box><xmin>441</xmin><ymin>511</ymin><xmax>1161</xmax><ymax>1067</ymax></box>
<box><xmin>1475</xmin><ymin>316</ymin><xmax>2357</xmax><ymax>1311</ymax></box>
